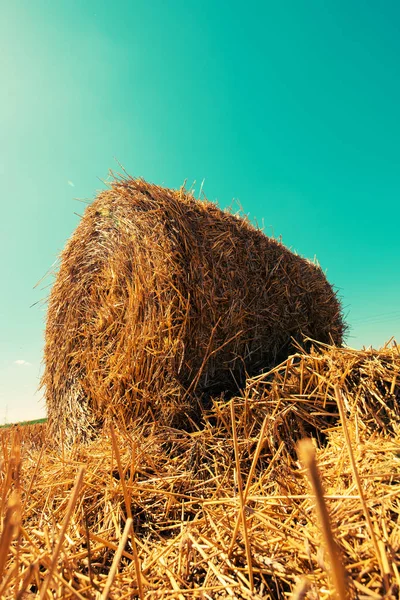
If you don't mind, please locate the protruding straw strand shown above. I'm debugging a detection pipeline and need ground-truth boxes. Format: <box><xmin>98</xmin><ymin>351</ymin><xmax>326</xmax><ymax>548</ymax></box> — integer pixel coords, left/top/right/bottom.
<box><xmin>229</xmin><ymin>401</ymin><xmax>254</xmax><ymax>592</ymax></box>
<box><xmin>297</xmin><ymin>439</ymin><xmax>348</xmax><ymax>600</ymax></box>
<box><xmin>0</xmin><ymin>492</ymin><xmax>20</xmax><ymax>583</ymax></box>
<box><xmin>100</xmin><ymin>517</ymin><xmax>133</xmax><ymax>600</ymax></box>
<box><xmin>334</xmin><ymin>384</ymin><xmax>389</xmax><ymax>591</ymax></box>
<box><xmin>39</xmin><ymin>467</ymin><xmax>85</xmax><ymax>600</ymax></box>
<box><xmin>110</xmin><ymin>424</ymin><xmax>132</xmax><ymax>520</ymax></box>
<box><xmin>228</xmin><ymin>415</ymin><xmax>269</xmax><ymax>557</ymax></box>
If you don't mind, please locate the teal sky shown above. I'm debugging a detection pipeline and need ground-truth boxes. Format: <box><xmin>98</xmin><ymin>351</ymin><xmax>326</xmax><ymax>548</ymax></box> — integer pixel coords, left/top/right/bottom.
<box><xmin>1</xmin><ymin>1</ymin><xmax>399</xmax><ymax>423</ymax></box>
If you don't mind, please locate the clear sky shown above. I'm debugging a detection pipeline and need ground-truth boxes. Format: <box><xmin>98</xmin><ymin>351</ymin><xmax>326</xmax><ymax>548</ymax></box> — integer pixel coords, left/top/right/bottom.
<box><xmin>1</xmin><ymin>0</ymin><xmax>399</xmax><ymax>423</ymax></box>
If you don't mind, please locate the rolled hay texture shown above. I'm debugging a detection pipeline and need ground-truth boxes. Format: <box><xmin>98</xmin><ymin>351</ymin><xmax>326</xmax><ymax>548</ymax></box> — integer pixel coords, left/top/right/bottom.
<box><xmin>43</xmin><ymin>176</ymin><xmax>345</xmax><ymax>444</ymax></box>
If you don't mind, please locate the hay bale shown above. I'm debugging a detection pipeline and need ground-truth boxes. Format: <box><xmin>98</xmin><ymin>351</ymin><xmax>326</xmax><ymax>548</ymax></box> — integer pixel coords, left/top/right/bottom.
<box><xmin>43</xmin><ymin>175</ymin><xmax>345</xmax><ymax>443</ymax></box>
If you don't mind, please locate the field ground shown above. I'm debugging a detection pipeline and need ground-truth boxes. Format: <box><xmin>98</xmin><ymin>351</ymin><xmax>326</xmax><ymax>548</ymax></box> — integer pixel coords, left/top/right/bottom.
<box><xmin>0</xmin><ymin>418</ymin><xmax>47</xmax><ymax>429</ymax></box>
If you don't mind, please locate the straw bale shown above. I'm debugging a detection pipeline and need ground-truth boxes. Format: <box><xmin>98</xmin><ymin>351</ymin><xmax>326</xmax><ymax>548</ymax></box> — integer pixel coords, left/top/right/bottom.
<box><xmin>2</xmin><ymin>343</ymin><xmax>400</xmax><ymax>598</ymax></box>
<box><xmin>43</xmin><ymin>175</ymin><xmax>345</xmax><ymax>444</ymax></box>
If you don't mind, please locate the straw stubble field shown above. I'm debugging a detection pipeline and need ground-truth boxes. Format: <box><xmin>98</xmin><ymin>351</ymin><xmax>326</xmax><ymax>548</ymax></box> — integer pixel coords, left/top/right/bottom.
<box><xmin>1</xmin><ymin>342</ymin><xmax>400</xmax><ymax>599</ymax></box>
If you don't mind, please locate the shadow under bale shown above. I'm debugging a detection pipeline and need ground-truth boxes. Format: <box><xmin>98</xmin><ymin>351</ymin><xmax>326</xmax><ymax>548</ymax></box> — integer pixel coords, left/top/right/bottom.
<box><xmin>43</xmin><ymin>175</ymin><xmax>345</xmax><ymax>444</ymax></box>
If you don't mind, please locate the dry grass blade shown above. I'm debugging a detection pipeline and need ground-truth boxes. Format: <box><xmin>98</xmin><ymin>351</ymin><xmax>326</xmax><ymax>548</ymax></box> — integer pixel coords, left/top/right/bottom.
<box><xmin>290</xmin><ymin>576</ymin><xmax>311</xmax><ymax>600</ymax></box>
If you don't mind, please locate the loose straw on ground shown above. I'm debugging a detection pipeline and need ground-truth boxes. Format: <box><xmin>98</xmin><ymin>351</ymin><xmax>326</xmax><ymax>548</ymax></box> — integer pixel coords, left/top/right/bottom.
<box><xmin>1</xmin><ymin>342</ymin><xmax>399</xmax><ymax>598</ymax></box>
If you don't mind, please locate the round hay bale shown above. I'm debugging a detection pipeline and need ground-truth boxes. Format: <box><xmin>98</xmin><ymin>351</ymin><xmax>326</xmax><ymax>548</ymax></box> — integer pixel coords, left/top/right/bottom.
<box><xmin>43</xmin><ymin>176</ymin><xmax>345</xmax><ymax>444</ymax></box>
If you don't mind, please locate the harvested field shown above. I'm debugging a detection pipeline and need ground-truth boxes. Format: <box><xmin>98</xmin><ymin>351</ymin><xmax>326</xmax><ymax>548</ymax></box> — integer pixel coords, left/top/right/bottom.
<box><xmin>43</xmin><ymin>176</ymin><xmax>345</xmax><ymax>445</ymax></box>
<box><xmin>1</xmin><ymin>342</ymin><xmax>400</xmax><ymax>599</ymax></box>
